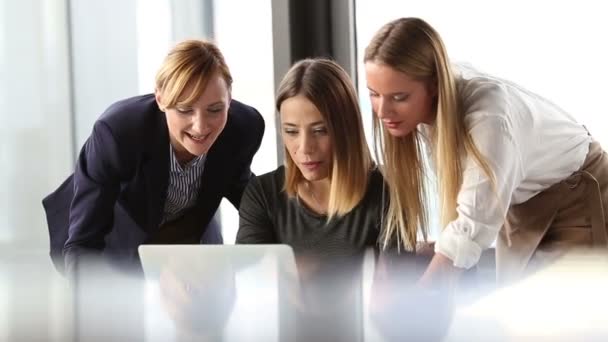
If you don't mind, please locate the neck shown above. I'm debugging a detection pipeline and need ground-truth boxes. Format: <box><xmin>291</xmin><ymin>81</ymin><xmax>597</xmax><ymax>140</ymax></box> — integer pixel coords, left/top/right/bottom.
<box><xmin>177</xmin><ymin>152</ymin><xmax>196</xmax><ymax>167</ymax></box>
<box><xmin>299</xmin><ymin>178</ymin><xmax>330</xmax><ymax>215</ymax></box>
<box><xmin>307</xmin><ymin>178</ymin><xmax>330</xmax><ymax>203</ymax></box>
<box><xmin>170</xmin><ymin>140</ymin><xmax>196</xmax><ymax>166</ymax></box>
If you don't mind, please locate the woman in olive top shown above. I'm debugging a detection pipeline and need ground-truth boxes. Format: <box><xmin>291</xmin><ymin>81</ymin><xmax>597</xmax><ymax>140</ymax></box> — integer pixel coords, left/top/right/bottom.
<box><xmin>236</xmin><ymin>58</ymin><xmax>386</xmax><ymax>341</ymax></box>
<box><xmin>237</xmin><ymin>58</ymin><xmax>384</xmax><ymax>263</ymax></box>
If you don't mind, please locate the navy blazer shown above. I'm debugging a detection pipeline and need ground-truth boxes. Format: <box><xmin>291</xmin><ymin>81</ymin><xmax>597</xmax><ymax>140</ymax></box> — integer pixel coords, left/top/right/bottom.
<box><xmin>42</xmin><ymin>94</ymin><xmax>265</xmax><ymax>274</ymax></box>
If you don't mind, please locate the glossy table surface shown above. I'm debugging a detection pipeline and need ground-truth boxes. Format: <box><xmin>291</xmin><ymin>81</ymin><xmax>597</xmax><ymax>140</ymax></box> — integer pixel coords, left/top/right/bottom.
<box><xmin>2</xmin><ymin>247</ymin><xmax>607</xmax><ymax>342</ymax></box>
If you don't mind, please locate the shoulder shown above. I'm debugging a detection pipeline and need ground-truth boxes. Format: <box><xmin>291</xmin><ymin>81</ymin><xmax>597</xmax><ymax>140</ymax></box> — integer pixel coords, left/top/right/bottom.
<box><xmin>247</xmin><ymin>166</ymin><xmax>285</xmax><ymax>195</ymax></box>
<box><xmin>98</xmin><ymin>94</ymin><xmax>161</xmax><ymax>128</ymax></box>
<box><xmin>224</xmin><ymin>99</ymin><xmax>265</xmax><ymax>139</ymax></box>
<box><xmin>95</xmin><ymin>94</ymin><xmax>165</xmax><ymax>144</ymax></box>
<box><xmin>354</xmin><ymin>167</ymin><xmax>387</xmax><ymax>213</ymax></box>
<box><xmin>241</xmin><ymin>166</ymin><xmax>286</xmax><ymax>214</ymax></box>
<box><xmin>369</xmin><ymin>167</ymin><xmax>386</xmax><ymax>188</ymax></box>
<box><xmin>214</xmin><ymin>100</ymin><xmax>265</xmax><ymax>159</ymax></box>
<box><xmin>453</xmin><ymin>67</ymin><xmax>515</xmax><ymax>137</ymax></box>
<box><xmin>83</xmin><ymin>94</ymin><xmax>166</xmax><ymax>168</ymax></box>
<box><xmin>455</xmin><ymin>64</ymin><xmax>513</xmax><ymax>117</ymax></box>
<box><xmin>364</xmin><ymin>166</ymin><xmax>387</xmax><ymax>198</ymax></box>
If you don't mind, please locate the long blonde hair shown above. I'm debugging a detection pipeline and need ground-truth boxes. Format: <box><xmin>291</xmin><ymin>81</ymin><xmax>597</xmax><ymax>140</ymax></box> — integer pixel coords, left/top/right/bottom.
<box><xmin>364</xmin><ymin>18</ymin><xmax>495</xmax><ymax>251</ymax></box>
<box><xmin>276</xmin><ymin>58</ymin><xmax>373</xmax><ymax>219</ymax></box>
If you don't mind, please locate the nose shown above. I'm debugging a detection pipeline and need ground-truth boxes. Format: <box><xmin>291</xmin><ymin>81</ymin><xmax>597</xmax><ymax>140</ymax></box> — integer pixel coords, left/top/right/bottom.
<box><xmin>298</xmin><ymin>131</ymin><xmax>315</xmax><ymax>155</ymax></box>
<box><xmin>375</xmin><ymin>97</ymin><xmax>392</xmax><ymax>119</ymax></box>
<box><xmin>191</xmin><ymin>112</ymin><xmax>206</xmax><ymax>134</ymax></box>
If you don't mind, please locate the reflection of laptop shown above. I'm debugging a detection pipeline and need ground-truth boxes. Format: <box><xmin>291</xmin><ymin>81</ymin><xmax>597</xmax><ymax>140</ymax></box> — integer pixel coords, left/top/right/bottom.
<box><xmin>138</xmin><ymin>244</ymin><xmax>299</xmax><ymax>341</ymax></box>
<box><xmin>138</xmin><ymin>244</ymin><xmax>297</xmax><ymax>279</ymax></box>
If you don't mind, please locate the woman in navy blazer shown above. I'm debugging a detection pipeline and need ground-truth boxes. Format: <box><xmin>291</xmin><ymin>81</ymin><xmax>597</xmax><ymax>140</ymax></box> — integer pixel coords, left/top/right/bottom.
<box><xmin>43</xmin><ymin>40</ymin><xmax>265</xmax><ymax>276</ymax></box>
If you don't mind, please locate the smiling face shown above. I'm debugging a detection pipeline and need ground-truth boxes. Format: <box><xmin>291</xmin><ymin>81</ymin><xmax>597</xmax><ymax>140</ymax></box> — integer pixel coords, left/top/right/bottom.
<box><xmin>365</xmin><ymin>62</ymin><xmax>437</xmax><ymax>137</ymax></box>
<box><xmin>157</xmin><ymin>72</ymin><xmax>230</xmax><ymax>162</ymax></box>
<box><xmin>280</xmin><ymin>95</ymin><xmax>333</xmax><ymax>182</ymax></box>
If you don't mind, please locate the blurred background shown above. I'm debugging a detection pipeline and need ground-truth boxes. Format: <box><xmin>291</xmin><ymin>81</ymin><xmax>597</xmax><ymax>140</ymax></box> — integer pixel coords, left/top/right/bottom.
<box><xmin>1</xmin><ymin>0</ymin><xmax>607</xmax><ymax>340</ymax></box>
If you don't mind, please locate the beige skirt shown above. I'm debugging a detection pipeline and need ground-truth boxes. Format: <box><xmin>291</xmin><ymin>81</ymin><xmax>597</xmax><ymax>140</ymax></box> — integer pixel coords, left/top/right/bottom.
<box><xmin>496</xmin><ymin>140</ymin><xmax>608</xmax><ymax>284</ymax></box>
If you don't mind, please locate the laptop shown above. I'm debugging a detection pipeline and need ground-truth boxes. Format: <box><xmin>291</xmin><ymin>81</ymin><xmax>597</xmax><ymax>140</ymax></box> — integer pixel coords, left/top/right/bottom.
<box><xmin>137</xmin><ymin>244</ymin><xmax>299</xmax><ymax>341</ymax></box>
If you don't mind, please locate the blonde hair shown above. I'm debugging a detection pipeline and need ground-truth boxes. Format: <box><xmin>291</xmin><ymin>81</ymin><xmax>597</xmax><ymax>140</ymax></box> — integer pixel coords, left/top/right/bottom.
<box><xmin>364</xmin><ymin>18</ymin><xmax>495</xmax><ymax>251</ymax></box>
<box><xmin>155</xmin><ymin>39</ymin><xmax>232</xmax><ymax>108</ymax></box>
<box><xmin>276</xmin><ymin>58</ymin><xmax>373</xmax><ymax>219</ymax></box>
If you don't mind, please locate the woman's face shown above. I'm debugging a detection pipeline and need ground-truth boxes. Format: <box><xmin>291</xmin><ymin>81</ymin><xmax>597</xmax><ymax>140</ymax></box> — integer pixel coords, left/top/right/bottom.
<box><xmin>365</xmin><ymin>62</ymin><xmax>437</xmax><ymax>137</ymax></box>
<box><xmin>280</xmin><ymin>95</ymin><xmax>333</xmax><ymax>182</ymax></box>
<box><xmin>157</xmin><ymin>72</ymin><xmax>230</xmax><ymax>161</ymax></box>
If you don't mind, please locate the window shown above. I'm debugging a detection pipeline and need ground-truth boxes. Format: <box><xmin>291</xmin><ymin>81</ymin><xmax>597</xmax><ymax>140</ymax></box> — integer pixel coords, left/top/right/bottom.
<box><xmin>213</xmin><ymin>0</ymin><xmax>278</xmax><ymax>243</ymax></box>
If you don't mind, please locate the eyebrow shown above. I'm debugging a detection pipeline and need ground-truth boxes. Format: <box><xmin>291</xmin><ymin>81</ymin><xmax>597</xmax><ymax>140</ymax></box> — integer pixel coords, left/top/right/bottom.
<box><xmin>283</xmin><ymin>121</ymin><xmax>325</xmax><ymax>127</ymax></box>
<box><xmin>366</xmin><ymin>87</ymin><xmax>407</xmax><ymax>96</ymax></box>
<box><xmin>206</xmin><ymin>101</ymin><xmax>226</xmax><ymax>108</ymax></box>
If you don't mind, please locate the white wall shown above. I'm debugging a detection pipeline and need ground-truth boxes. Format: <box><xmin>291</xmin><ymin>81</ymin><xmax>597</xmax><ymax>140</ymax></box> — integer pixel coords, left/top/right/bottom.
<box><xmin>70</xmin><ymin>0</ymin><xmax>141</xmax><ymax>148</ymax></box>
<box><xmin>1</xmin><ymin>2</ymin><xmax>75</xmax><ymax>340</ymax></box>
<box><xmin>213</xmin><ymin>0</ymin><xmax>278</xmax><ymax>244</ymax></box>
<box><xmin>356</xmin><ymin>0</ymin><xmax>608</xmax><ymax>148</ymax></box>
<box><xmin>1</xmin><ymin>0</ymin><xmax>73</xmax><ymax>246</ymax></box>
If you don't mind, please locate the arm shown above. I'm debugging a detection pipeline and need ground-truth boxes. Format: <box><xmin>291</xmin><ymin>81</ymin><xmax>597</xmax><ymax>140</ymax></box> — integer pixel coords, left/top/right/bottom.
<box><xmin>64</xmin><ymin>120</ymin><xmax>127</xmax><ymax>276</ymax></box>
<box><xmin>421</xmin><ymin>114</ymin><xmax>524</xmax><ymax>286</ymax></box>
<box><xmin>236</xmin><ymin>178</ymin><xmax>278</xmax><ymax>244</ymax></box>
<box><xmin>225</xmin><ymin>108</ymin><xmax>265</xmax><ymax>208</ymax></box>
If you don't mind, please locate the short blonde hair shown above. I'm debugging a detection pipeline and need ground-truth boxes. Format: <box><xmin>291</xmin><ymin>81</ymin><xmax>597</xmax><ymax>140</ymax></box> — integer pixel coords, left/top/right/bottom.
<box><xmin>276</xmin><ymin>58</ymin><xmax>373</xmax><ymax>219</ymax></box>
<box><xmin>155</xmin><ymin>39</ymin><xmax>232</xmax><ymax>108</ymax></box>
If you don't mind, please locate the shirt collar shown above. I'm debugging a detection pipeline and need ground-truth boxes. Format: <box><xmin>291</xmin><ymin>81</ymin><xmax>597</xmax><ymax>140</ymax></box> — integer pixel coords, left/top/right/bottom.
<box><xmin>169</xmin><ymin>144</ymin><xmax>206</xmax><ymax>172</ymax></box>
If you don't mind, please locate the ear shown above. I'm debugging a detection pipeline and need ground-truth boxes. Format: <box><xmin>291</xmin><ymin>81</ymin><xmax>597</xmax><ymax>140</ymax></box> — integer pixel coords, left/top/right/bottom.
<box><xmin>154</xmin><ymin>90</ymin><xmax>165</xmax><ymax>111</ymax></box>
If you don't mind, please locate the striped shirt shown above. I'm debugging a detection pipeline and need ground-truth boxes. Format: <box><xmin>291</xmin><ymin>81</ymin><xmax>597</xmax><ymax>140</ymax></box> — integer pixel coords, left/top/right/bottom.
<box><xmin>160</xmin><ymin>145</ymin><xmax>207</xmax><ymax>225</ymax></box>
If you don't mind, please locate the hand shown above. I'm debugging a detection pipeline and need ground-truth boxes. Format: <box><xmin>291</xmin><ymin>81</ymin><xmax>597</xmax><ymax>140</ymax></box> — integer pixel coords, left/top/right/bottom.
<box><xmin>369</xmin><ymin>252</ymin><xmax>455</xmax><ymax>341</ymax></box>
<box><xmin>158</xmin><ymin>256</ymin><xmax>236</xmax><ymax>336</ymax></box>
<box><xmin>417</xmin><ymin>252</ymin><xmax>462</xmax><ymax>289</ymax></box>
<box><xmin>284</xmin><ymin>254</ymin><xmax>361</xmax><ymax>317</ymax></box>
<box><xmin>415</xmin><ymin>241</ymin><xmax>436</xmax><ymax>258</ymax></box>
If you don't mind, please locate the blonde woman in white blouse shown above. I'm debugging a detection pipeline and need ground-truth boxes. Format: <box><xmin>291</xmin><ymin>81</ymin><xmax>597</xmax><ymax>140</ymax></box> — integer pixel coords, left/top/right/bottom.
<box><xmin>364</xmin><ymin>17</ymin><xmax>608</xmax><ymax>284</ymax></box>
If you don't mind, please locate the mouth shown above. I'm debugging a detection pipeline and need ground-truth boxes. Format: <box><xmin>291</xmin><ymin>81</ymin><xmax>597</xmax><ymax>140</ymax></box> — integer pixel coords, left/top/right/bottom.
<box><xmin>383</xmin><ymin>120</ymin><xmax>402</xmax><ymax>129</ymax></box>
<box><xmin>186</xmin><ymin>132</ymin><xmax>210</xmax><ymax>144</ymax></box>
<box><xmin>301</xmin><ymin>161</ymin><xmax>322</xmax><ymax>171</ymax></box>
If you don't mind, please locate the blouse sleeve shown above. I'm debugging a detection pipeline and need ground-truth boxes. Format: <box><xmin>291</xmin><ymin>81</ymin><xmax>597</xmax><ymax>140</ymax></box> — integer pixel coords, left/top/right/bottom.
<box><xmin>434</xmin><ymin>113</ymin><xmax>524</xmax><ymax>268</ymax></box>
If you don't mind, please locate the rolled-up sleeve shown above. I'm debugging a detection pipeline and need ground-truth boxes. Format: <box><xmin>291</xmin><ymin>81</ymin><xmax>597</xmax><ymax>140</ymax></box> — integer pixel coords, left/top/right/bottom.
<box><xmin>435</xmin><ymin>113</ymin><xmax>524</xmax><ymax>268</ymax></box>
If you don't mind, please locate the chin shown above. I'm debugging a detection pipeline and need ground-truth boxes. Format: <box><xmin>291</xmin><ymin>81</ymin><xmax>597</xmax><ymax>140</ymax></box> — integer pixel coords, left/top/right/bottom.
<box><xmin>182</xmin><ymin>143</ymin><xmax>208</xmax><ymax>156</ymax></box>
<box><xmin>185</xmin><ymin>139</ymin><xmax>216</xmax><ymax>156</ymax></box>
<box><xmin>387</xmin><ymin>128</ymin><xmax>412</xmax><ymax>138</ymax></box>
<box><xmin>302</xmin><ymin>172</ymin><xmax>328</xmax><ymax>182</ymax></box>
<box><xmin>188</xmin><ymin>147</ymin><xmax>209</xmax><ymax>156</ymax></box>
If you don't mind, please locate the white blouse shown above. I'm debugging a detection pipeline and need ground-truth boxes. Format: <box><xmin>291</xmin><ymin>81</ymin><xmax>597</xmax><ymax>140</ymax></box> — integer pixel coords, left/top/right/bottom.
<box><xmin>432</xmin><ymin>64</ymin><xmax>591</xmax><ymax>269</ymax></box>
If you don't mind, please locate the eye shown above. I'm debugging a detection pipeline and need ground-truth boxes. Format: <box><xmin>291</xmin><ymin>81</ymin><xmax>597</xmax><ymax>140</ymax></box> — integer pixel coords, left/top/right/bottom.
<box><xmin>208</xmin><ymin>106</ymin><xmax>225</xmax><ymax>114</ymax></box>
<box><xmin>392</xmin><ymin>94</ymin><xmax>409</xmax><ymax>102</ymax></box>
<box><xmin>369</xmin><ymin>92</ymin><xmax>379</xmax><ymax>98</ymax></box>
<box><xmin>312</xmin><ymin>127</ymin><xmax>328</xmax><ymax>135</ymax></box>
<box><xmin>176</xmin><ymin>108</ymin><xmax>193</xmax><ymax>114</ymax></box>
<box><xmin>283</xmin><ymin>128</ymin><xmax>298</xmax><ymax>136</ymax></box>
